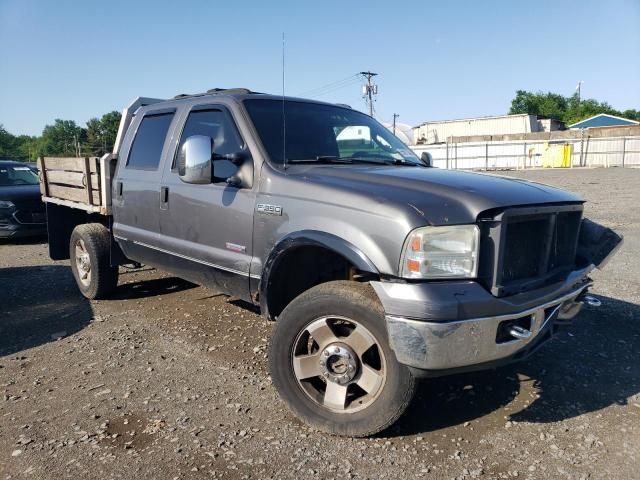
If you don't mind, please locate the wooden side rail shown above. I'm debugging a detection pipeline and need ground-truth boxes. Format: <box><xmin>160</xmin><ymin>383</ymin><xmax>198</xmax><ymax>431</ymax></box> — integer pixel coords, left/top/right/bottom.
<box><xmin>37</xmin><ymin>157</ymin><xmax>102</xmax><ymax>206</ymax></box>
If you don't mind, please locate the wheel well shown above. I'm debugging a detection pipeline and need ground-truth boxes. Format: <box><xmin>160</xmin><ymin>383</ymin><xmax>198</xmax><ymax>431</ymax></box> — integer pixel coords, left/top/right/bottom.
<box><xmin>46</xmin><ymin>203</ymin><xmax>109</xmax><ymax>260</ymax></box>
<box><xmin>45</xmin><ymin>203</ymin><xmax>128</xmax><ymax>265</ymax></box>
<box><xmin>265</xmin><ymin>246</ymin><xmax>376</xmax><ymax>320</ymax></box>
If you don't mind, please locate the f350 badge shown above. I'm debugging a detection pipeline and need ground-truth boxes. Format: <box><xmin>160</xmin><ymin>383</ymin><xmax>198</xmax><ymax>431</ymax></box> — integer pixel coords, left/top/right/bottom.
<box><xmin>256</xmin><ymin>203</ymin><xmax>283</xmax><ymax>216</ymax></box>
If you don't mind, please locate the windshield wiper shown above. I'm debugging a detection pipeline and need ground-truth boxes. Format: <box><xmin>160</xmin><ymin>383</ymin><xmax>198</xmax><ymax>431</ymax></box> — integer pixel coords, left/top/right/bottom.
<box><xmin>287</xmin><ymin>156</ymin><xmax>422</xmax><ymax>167</ymax></box>
<box><xmin>351</xmin><ymin>157</ymin><xmax>421</xmax><ymax>167</ymax></box>
<box><xmin>288</xmin><ymin>156</ymin><xmax>353</xmax><ymax>164</ymax></box>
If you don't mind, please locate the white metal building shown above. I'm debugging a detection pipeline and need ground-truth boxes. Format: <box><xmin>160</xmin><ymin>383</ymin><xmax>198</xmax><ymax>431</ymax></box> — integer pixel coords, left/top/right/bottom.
<box><xmin>414</xmin><ymin>114</ymin><xmax>564</xmax><ymax>144</ymax></box>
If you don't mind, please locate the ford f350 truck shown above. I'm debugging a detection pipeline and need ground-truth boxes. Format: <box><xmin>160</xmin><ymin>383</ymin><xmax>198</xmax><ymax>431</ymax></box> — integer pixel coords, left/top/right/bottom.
<box><xmin>39</xmin><ymin>88</ymin><xmax>622</xmax><ymax>436</ymax></box>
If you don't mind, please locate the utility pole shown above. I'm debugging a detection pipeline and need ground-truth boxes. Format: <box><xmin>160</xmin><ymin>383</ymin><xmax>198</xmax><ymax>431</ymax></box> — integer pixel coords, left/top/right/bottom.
<box><xmin>360</xmin><ymin>71</ymin><xmax>378</xmax><ymax>117</ymax></box>
<box><xmin>392</xmin><ymin>113</ymin><xmax>399</xmax><ymax>135</ymax></box>
<box><xmin>576</xmin><ymin>80</ymin><xmax>583</xmax><ymax>104</ymax></box>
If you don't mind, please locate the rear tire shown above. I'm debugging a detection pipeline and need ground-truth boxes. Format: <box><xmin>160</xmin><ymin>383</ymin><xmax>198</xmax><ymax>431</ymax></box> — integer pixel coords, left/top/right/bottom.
<box><xmin>69</xmin><ymin>223</ymin><xmax>118</xmax><ymax>299</ymax></box>
<box><xmin>269</xmin><ymin>281</ymin><xmax>415</xmax><ymax>437</ymax></box>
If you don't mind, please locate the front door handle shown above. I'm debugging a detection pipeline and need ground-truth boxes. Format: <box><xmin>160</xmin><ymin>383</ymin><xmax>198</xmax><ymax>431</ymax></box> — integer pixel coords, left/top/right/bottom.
<box><xmin>116</xmin><ymin>181</ymin><xmax>123</xmax><ymax>197</ymax></box>
<box><xmin>160</xmin><ymin>186</ymin><xmax>169</xmax><ymax>208</ymax></box>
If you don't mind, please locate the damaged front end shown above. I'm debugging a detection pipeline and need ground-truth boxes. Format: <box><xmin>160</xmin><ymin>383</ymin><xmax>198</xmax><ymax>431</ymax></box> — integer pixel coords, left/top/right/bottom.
<box><xmin>555</xmin><ymin>217</ymin><xmax>623</xmax><ymax>322</ymax></box>
<box><xmin>371</xmin><ymin>215</ymin><xmax>623</xmax><ymax>376</ymax></box>
<box><xmin>576</xmin><ymin>218</ymin><xmax>624</xmax><ymax>271</ymax></box>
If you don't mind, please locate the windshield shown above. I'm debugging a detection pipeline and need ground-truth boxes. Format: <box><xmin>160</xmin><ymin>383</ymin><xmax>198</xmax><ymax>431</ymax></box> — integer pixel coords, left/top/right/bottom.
<box><xmin>0</xmin><ymin>165</ymin><xmax>40</xmax><ymax>186</ymax></box>
<box><xmin>244</xmin><ymin>99</ymin><xmax>422</xmax><ymax>166</ymax></box>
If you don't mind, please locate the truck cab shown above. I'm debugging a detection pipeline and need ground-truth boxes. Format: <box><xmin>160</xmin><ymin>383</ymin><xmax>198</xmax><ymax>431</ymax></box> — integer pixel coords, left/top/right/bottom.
<box><xmin>40</xmin><ymin>88</ymin><xmax>622</xmax><ymax>437</ymax></box>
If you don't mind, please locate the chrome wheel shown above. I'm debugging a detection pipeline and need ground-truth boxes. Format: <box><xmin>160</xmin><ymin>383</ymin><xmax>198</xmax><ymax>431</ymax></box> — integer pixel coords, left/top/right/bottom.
<box><xmin>74</xmin><ymin>239</ymin><xmax>92</xmax><ymax>286</ymax></box>
<box><xmin>292</xmin><ymin>316</ymin><xmax>386</xmax><ymax>413</ymax></box>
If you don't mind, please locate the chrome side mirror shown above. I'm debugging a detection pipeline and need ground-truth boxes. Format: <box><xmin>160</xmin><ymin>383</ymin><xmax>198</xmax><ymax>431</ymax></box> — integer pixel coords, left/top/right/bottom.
<box><xmin>421</xmin><ymin>151</ymin><xmax>434</xmax><ymax>167</ymax></box>
<box><xmin>178</xmin><ymin>135</ymin><xmax>213</xmax><ymax>184</ymax></box>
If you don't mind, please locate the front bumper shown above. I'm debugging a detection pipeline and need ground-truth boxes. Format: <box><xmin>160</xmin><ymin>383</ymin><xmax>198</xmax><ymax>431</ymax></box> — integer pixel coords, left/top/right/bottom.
<box><xmin>371</xmin><ymin>267</ymin><xmax>593</xmax><ymax>374</ymax></box>
<box><xmin>0</xmin><ymin>209</ymin><xmax>47</xmax><ymax>239</ymax></box>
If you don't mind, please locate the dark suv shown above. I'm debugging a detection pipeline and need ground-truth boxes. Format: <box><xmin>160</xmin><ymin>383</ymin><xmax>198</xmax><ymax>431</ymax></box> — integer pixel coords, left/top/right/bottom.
<box><xmin>0</xmin><ymin>160</ymin><xmax>47</xmax><ymax>239</ymax></box>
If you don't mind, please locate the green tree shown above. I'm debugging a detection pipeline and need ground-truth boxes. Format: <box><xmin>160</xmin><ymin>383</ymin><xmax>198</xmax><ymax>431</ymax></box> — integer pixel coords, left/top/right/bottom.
<box><xmin>84</xmin><ymin>111</ymin><xmax>121</xmax><ymax>156</ymax></box>
<box><xmin>100</xmin><ymin>111</ymin><xmax>121</xmax><ymax>148</ymax></box>
<box><xmin>509</xmin><ymin>90</ymin><xmax>638</xmax><ymax>126</ymax></box>
<box><xmin>622</xmin><ymin>109</ymin><xmax>640</xmax><ymax>121</ymax></box>
<box><xmin>563</xmin><ymin>95</ymin><xmax>618</xmax><ymax>125</ymax></box>
<box><xmin>0</xmin><ymin>124</ymin><xmax>17</xmax><ymax>158</ymax></box>
<box><xmin>509</xmin><ymin>90</ymin><xmax>568</xmax><ymax>121</ymax></box>
<box><xmin>85</xmin><ymin>117</ymin><xmax>103</xmax><ymax>155</ymax></box>
<box><xmin>0</xmin><ymin>127</ymin><xmax>41</xmax><ymax>162</ymax></box>
<box><xmin>41</xmin><ymin>119</ymin><xmax>86</xmax><ymax>156</ymax></box>
<box><xmin>16</xmin><ymin>135</ymin><xmax>45</xmax><ymax>161</ymax></box>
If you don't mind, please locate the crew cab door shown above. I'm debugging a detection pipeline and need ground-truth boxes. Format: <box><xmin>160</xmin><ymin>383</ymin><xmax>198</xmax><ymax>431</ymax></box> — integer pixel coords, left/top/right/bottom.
<box><xmin>111</xmin><ymin>108</ymin><xmax>179</xmax><ymax>265</ymax></box>
<box><xmin>155</xmin><ymin>104</ymin><xmax>256</xmax><ymax>301</ymax></box>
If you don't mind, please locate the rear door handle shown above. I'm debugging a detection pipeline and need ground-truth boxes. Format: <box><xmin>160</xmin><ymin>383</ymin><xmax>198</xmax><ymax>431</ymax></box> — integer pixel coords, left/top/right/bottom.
<box><xmin>116</xmin><ymin>181</ymin><xmax>123</xmax><ymax>197</ymax></box>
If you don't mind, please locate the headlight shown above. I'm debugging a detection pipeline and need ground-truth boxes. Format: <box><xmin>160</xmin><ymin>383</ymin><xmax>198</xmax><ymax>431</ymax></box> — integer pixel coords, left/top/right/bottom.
<box><xmin>400</xmin><ymin>225</ymin><xmax>480</xmax><ymax>279</ymax></box>
<box><xmin>0</xmin><ymin>200</ymin><xmax>15</xmax><ymax>209</ymax></box>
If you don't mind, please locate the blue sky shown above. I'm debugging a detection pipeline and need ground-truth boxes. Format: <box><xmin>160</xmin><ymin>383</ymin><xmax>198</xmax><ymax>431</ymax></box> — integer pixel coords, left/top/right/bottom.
<box><xmin>1</xmin><ymin>0</ymin><xmax>639</xmax><ymax>136</ymax></box>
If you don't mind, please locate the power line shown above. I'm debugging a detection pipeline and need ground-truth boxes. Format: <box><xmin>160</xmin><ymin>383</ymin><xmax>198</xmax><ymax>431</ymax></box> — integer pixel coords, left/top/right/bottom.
<box><xmin>306</xmin><ymin>78</ymin><xmax>362</xmax><ymax>99</ymax></box>
<box><xmin>298</xmin><ymin>74</ymin><xmax>358</xmax><ymax>95</ymax></box>
<box><xmin>299</xmin><ymin>75</ymin><xmax>361</xmax><ymax>99</ymax></box>
<box><xmin>297</xmin><ymin>74</ymin><xmax>359</xmax><ymax>96</ymax></box>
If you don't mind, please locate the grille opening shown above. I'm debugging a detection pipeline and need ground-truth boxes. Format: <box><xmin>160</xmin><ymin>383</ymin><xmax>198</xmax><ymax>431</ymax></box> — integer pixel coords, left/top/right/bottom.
<box><xmin>501</xmin><ymin>217</ymin><xmax>549</xmax><ymax>283</ymax></box>
<box><xmin>549</xmin><ymin>211</ymin><xmax>582</xmax><ymax>270</ymax></box>
<box><xmin>492</xmin><ymin>206</ymin><xmax>583</xmax><ymax>297</ymax></box>
<box><xmin>496</xmin><ymin>315</ymin><xmax>532</xmax><ymax>344</ymax></box>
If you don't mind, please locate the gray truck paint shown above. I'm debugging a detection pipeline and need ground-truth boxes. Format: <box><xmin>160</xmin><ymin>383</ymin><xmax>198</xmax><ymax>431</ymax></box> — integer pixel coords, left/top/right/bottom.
<box><xmin>111</xmin><ymin>93</ymin><xmax>583</xmax><ymax>295</ymax></box>
<box><xmin>113</xmin><ymin>93</ymin><xmax>583</xmax><ymax>285</ymax></box>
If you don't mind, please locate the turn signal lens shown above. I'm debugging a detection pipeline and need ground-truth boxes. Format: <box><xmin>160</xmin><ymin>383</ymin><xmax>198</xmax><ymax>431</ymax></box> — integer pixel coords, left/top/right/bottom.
<box><xmin>410</xmin><ymin>235</ymin><xmax>422</xmax><ymax>252</ymax></box>
<box><xmin>406</xmin><ymin>259</ymin><xmax>421</xmax><ymax>273</ymax></box>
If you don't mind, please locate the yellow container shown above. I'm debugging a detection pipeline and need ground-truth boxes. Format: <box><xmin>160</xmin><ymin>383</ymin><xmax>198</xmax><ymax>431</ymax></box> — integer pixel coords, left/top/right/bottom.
<box><xmin>542</xmin><ymin>143</ymin><xmax>572</xmax><ymax>168</ymax></box>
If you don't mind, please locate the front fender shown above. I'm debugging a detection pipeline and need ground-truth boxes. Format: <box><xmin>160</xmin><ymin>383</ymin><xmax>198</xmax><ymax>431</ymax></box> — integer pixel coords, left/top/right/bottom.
<box><xmin>259</xmin><ymin>230</ymin><xmax>379</xmax><ymax>317</ymax></box>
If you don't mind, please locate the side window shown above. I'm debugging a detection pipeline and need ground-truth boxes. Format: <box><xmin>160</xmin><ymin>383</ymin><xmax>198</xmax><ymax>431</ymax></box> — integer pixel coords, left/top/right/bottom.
<box><xmin>126</xmin><ymin>112</ymin><xmax>174</xmax><ymax>170</ymax></box>
<box><xmin>175</xmin><ymin>109</ymin><xmax>243</xmax><ymax>179</ymax></box>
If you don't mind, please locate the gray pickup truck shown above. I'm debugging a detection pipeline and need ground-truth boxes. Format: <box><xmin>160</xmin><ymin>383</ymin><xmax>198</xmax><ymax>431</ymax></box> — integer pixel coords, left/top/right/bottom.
<box><xmin>40</xmin><ymin>88</ymin><xmax>622</xmax><ymax>436</ymax></box>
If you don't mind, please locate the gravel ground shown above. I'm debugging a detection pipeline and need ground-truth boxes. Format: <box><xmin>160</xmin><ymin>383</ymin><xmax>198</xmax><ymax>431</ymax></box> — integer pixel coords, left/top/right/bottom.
<box><xmin>1</xmin><ymin>167</ymin><xmax>638</xmax><ymax>480</ymax></box>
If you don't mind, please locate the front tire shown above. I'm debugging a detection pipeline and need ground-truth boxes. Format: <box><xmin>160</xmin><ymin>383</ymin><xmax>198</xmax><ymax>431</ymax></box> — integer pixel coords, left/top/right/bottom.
<box><xmin>69</xmin><ymin>223</ymin><xmax>118</xmax><ymax>299</ymax></box>
<box><xmin>269</xmin><ymin>281</ymin><xmax>415</xmax><ymax>437</ymax></box>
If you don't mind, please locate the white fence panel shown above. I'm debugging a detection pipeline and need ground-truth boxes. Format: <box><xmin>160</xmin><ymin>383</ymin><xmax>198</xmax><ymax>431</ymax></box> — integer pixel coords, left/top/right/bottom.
<box><xmin>411</xmin><ymin>136</ymin><xmax>640</xmax><ymax>170</ymax></box>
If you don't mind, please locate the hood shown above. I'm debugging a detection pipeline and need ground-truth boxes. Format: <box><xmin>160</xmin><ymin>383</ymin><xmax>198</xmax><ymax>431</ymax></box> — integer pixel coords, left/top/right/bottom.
<box><xmin>287</xmin><ymin>165</ymin><xmax>583</xmax><ymax>225</ymax></box>
<box><xmin>0</xmin><ymin>184</ymin><xmax>42</xmax><ymax>202</ymax></box>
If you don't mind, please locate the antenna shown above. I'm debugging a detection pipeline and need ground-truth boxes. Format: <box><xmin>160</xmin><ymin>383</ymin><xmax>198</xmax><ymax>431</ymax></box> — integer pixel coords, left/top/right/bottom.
<box><xmin>282</xmin><ymin>32</ymin><xmax>287</xmax><ymax>170</ymax></box>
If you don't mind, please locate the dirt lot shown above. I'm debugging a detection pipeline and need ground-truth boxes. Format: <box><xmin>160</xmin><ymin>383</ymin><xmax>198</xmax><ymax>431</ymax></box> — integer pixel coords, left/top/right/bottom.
<box><xmin>1</xmin><ymin>168</ymin><xmax>638</xmax><ymax>480</ymax></box>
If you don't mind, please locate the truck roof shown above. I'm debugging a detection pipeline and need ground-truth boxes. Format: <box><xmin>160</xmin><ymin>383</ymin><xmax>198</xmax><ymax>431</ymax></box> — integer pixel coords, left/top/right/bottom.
<box><xmin>146</xmin><ymin>87</ymin><xmax>351</xmax><ymax>109</ymax></box>
<box><xmin>172</xmin><ymin>87</ymin><xmax>262</xmax><ymax>100</ymax></box>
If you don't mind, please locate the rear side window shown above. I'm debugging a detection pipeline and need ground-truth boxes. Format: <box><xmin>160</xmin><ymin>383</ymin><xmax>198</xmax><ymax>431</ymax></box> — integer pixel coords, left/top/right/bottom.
<box><xmin>127</xmin><ymin>112</ymin><xmax>174</xmax><ymax>170</ymax></box>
